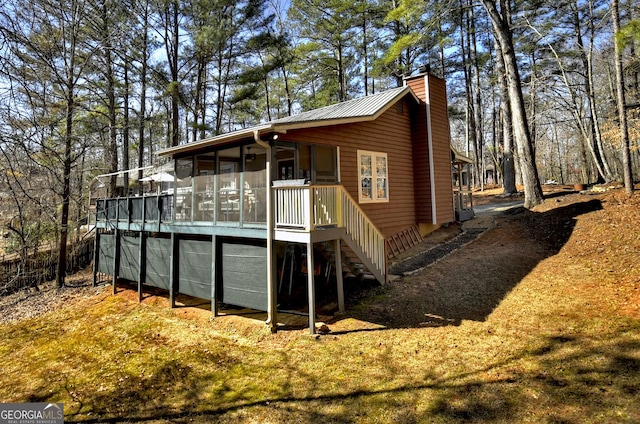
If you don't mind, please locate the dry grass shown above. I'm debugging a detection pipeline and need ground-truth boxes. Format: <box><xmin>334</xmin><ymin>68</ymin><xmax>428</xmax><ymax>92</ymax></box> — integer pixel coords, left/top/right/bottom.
<box><xmin>1</xmin><ymin>188</ymin><xmax>639</xmax><ymax>423</ymax></box>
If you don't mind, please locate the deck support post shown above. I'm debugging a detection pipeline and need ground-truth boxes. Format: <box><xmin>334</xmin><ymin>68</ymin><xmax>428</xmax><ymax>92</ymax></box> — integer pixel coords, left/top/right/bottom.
<box><xmin>112</xmin><ymin>228</ymin><xmax>120</xmax><ymax>295</ymax></box>
<box><xmin>211</xmin><ymin>235</ymin><xmax>218</xmax><ymax>316</ymax></box>
<box><xmin>92</xmin><ymin>230</ymin><xmax>100</xmax><ymax>287</ymax></box>
<box><xmin>138</xmin><ymin>232</ymin><xmax>146</xmax><ymax>303</ymax></box>
<box><xmin>306</xmin><ymin>242</ymin><xmax>316</xmax><ymax>334</ymax></box>
<box><xmin>169</xmin><ymin>233</ymin><xmax>176</xmax><ymax>308</ymax></box>
<box><xmin>334</xmin><ymin>238</ymin><xmax>345</xmax><ymax>313</ymax></box>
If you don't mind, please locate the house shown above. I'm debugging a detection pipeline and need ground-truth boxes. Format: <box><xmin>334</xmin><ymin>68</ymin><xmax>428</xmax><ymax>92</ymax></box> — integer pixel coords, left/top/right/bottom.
<box><xmin>93</xmin><ymin>71</ymin><xmax>456</xmax><ymax>334</ymax></box>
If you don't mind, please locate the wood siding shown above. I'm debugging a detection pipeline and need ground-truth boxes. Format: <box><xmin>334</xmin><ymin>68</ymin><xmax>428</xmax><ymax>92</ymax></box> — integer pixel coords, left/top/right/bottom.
<box><xmin>282</xmin><ymin>100</ymin><xmax>417</xmax><ymax>237</ymax></box>
<box><xmin>406</xmin><ymin>74</ymin><xmax>454</xmax><ymax>225</ymax></box>
<box><xmin>427</xmin><ymin>76</ymin><xmax>455</xmax><ymax>223</ymax></box>
<box><xmin>407</xmin><ymin>76</ymin><xmax>433</xmax><ymax>224</ymax></box>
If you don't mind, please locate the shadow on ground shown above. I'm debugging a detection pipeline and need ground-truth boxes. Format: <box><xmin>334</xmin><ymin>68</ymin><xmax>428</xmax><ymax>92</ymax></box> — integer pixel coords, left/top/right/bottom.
<box><xmin>64</xmin><ymin>324</ymin><xmax>639</xmax><ymax>423</ymax></box>
<box><xmin>342</xmin><ymin>198</ymin><xmax>603</xmax><ymax>330</ymax></box>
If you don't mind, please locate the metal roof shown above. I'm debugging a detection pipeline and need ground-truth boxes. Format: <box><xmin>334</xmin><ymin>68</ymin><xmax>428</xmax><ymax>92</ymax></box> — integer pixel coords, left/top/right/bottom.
<box><xmin>271</xmin><ymin>86</ymin><xmax>413</xmax><ymax>126</ymax></box>
<box><xmin>159</xmin><ymin>86</ymin><xmax>418</xmax><ymax>157</ymax></box>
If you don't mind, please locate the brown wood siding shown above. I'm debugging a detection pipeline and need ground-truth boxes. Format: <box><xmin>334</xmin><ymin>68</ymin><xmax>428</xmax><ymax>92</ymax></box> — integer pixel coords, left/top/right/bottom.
<box><xmin>427</xmin><ymin>76</ymin><xmax>455</xmax><ymax>223</ymax></box>
<box><xmin>409</xmin><ymin>97</ymin><xmax>433</xmax><ymax>223</ymax></box>
<box><xmin>282</xmin><ymin>99</ymin><xmax>417</xmax><ymax>237</ymax></box>
<box><xmin>405</xmin><ymin>74</ymin><xmax>454</xmax><ymax>225</ymax></box>
<box><xmin>406</xmin><ymin>77</ymin><xmax>426</xmax><ymax>102</ymax></box>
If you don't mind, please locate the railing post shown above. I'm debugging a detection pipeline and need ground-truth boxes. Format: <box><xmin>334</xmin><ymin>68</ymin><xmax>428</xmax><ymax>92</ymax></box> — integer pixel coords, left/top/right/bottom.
<box><xmin>213</xmin><ymin>174</ymin><xmax>218</xmax><ymax>224</ymax></box>
<box><xmin>307</xmin><ymin>186</ymin><xmax>313</xmax><ymax>231</ymax></box>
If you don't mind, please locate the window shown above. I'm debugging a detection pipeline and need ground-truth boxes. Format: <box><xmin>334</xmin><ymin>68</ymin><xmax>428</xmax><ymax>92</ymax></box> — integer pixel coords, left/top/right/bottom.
<box><xmin>358</xmin><ymin>150</ymin><xmax>388</xmax><ymax>203</ymax></box>
<box><xmin>314</xmin><ymin>145</ymin><xmax>338</xmax><ymax>183</ymax></box>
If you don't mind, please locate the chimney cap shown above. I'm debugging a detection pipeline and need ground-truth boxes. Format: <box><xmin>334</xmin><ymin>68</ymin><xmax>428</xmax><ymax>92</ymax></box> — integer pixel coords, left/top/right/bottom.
<box><xmin>418</xmin><ymin>64</ymin><xmax>431</xmax><ymax>74</ymax></box>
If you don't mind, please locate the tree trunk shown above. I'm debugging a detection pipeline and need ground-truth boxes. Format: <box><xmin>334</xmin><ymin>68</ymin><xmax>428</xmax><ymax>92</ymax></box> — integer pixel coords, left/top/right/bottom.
<box><xmin>611</xmin><ymin>0</ymin><xmax>634</xmax><ymax>194</ymax></box>
<box><xmin>459</xmin><ymin>0</ymin><xmax>477</xmax><ymax>186</ymax></box>
<box><xmin>193</xmin><ymin>59</ymin><xmax>205</xmax><ymax>143</ymax></box>
<box><xmin>123</xmin><ymin>61</ymin><xmax>130</xmax><ymax>191</ymax></box>
<box><xmin>56</xmin><ymin>78</ymin><xmax>74</xmax><ymax>288</ymax></box>
<box><xmin>481</xmin><ymin>0</ymin><xmax>543</xmax><ymax>208</ymax></box>
<box><xmin>164</xmin><ymin>0</ymin><xmax>180</xmax><ymax>146</ymax></box>
<box><xmin>105</xmin><ymin>2</ymin><xmax>118</xmax><ymax>197</ymax></box>
<box><xmin>137</xmin><ymin>0</ymin><xmax>149</xmax><ymax>195</ymax></box>
<box><xmin>576</xmin><ymin>0</ymin><xmax>613</xmax><ymax>182</ymax></box>
<box><xmin>471</xmin><ymin>4</ymin><xmax>485</xmax><ymax>189</ymax></box>
<box><xmin>494</xmin><ymin>36</ymin><xmax>516</xmax><ymax>194</ymax></box>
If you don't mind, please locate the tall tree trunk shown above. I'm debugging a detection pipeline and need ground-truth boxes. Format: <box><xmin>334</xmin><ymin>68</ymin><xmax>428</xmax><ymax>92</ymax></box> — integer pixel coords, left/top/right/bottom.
<box><xmin>528</xmin><ymin>50</ymin><xmax>537</xmax><ymax>150</ymax></box>
<box><xmin>199</xmin><ymin>66</ymin><xmax>207</xmax><ymax>140</ymax></box>
<box><xmin>105</xmin><ymin>2</ymin><xmax>118</xmax><ymax>197</ymax></box>
<box><xmin>280</xmin><ymin>64</ymin><xmax>292</xmax><ymax>115</ymax></box>
<box><xmin>137</xmin><ymin>0</ymin><xmax>149</xmax><ymax>195</ymax></box>
<box><xmin>495</xmin><ymin>36</ymin><xmax>516</xmax><ymax>194</ymax></box>
<box><xmin>338</xmin><ymin>40</ymin><xmax>346</xmax><ymax>101</ymax></box>
<box><xmin>57</xmin><ymin>76</ymin><xmax>75</xmax><ymax>288</ymax></box>
<box><xmin>171</xmin><ymin>1</ymin><xmax>179</xmax><ymax>147</ymax></box>
<box><xmin>612</xmin><ymin>0</ymin><xmax>634</xmax><ymax>194</ymax></box>
<box><xmin>164</xmin><ymin>0</ymin><xmax>180</xmax><ymax>146</ymax></box>
<box><xmin>481</xmin><ymin>0</ymin><xmax>543</xmax><ymax>208</ymax></box>
<box><xmin>193</xmin><ymin>59</ymin><xmax>206</xmax><ymax>143</ymax></box>
<box><xmin>471</xmin><ymin>3</ymin><xmax>485</xmax><ymax>189</ymax></box>
<box><xmin>459</xmin><ymin>0</ymin><xmax>477</xmax><ymax>185</ymax></box>
<box><xmin>575</xmin><ymin>0</ymin><xmax>613</xmax><ymax>182</ymax></box>
<box><xmin>363</xmin><ymin>13</ymin><xmax>369</xmax><ymax>96</ymax></box>
<box><xmin>123</xmin><ymin>61</ymin><xmax>130</xmax><ymax>191</ymax></box>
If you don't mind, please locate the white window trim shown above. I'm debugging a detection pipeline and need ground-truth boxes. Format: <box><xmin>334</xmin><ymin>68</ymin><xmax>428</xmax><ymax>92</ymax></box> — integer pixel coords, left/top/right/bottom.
<box><xmin>357</xmin><ymin>150</ymin><xmax>389</xmax><ymax>203</ymax></box>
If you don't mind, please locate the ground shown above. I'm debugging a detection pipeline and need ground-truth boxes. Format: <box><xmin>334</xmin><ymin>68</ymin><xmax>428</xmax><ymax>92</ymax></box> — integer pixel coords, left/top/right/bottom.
<box><xmin>0</xmin><ymin>185</ymin><xmax>639</xmax><ymax>423</ymax></box>
<box><xmin>2</xmin><ymin>184</ymin><xmax>638</xmax><ymax>332</ymax></box>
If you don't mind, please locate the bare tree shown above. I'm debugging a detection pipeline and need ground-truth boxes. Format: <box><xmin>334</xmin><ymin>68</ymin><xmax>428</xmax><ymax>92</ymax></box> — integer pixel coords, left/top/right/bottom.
<box><xmin>0</xmin><ymin>0</ymin><xmax>94</xmax><ymax>287</ymax></box>
<box><xmin>479</xmin><ymin>0</ymin><xmax>543</xmax><ymax>208</ymax></box>
<box><xmin>612</xmin><ymin>0</ymin><xmax>634</xmax><ymax>194</ymax></box>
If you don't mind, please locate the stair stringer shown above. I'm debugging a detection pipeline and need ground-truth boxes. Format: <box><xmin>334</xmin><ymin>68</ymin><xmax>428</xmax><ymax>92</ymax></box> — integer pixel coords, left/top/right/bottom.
<box><xmin>340</xmin><ymin>232</ymin><xmax>386</xmax><ymax>284</ymax></box>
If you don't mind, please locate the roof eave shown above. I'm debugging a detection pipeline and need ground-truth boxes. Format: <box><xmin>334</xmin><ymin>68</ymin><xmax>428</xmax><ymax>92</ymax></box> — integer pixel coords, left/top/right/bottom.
<box><xmin>157</xmin><ymin>124</ymin><xmax>274</xmax><ymax>157</ymax></box>
<box><xmin>273</xmin><ymin>87</ymin><xmax>419</xmax><ymax>132</ymax></box>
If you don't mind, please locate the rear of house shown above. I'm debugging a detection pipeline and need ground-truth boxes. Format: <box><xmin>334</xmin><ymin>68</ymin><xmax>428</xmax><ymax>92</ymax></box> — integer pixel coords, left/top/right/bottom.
<box><xmin>93</xmin><ymin>71</ymin><xmax>455</xmax><ymax>333</ymax></box>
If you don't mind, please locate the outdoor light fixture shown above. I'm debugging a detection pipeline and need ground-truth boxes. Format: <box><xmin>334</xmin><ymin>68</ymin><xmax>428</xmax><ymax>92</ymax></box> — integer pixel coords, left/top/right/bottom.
<box><xmin>245</xmin><ymin>146</ymin><xmax>256</xmax><ymax>161</ymax></box>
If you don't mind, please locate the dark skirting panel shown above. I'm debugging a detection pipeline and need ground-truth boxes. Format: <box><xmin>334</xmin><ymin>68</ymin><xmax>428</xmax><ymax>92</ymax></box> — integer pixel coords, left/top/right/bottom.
<box><xmin>145</xmin><ymin>236</ymin><xmax>172</xmax><ymax>290</ymax></box>
<box><xmin>97</xmin><ymin>234</ymin><xmax>115</xmax><ymax>275</ymax></box>
<box><xmin>119</xmin><ymin>234</ymin><xmax>140</xmax><ymax>282</ymax></box>
<box><xmin>221</xmin><ymin>240</ymin><xmax>267</xmax><ymax>311</ymax></box>
<box><xmin>178</xmin><ymin>238</ymin><xmax>212</xmax><ymax>300</ymax></box>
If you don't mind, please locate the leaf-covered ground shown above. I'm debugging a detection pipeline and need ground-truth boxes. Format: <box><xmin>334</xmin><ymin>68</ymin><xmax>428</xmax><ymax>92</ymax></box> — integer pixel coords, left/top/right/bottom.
<box><xmin>0</xmin><ymin>187</ymin><xmax>638</xmax><ymax>423</ymax></box>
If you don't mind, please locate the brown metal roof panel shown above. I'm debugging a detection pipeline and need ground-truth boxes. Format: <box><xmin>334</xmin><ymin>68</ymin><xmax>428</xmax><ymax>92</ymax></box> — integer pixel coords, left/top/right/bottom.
<box><xmin>272</xmin><ymin>86</ymin><xmax>412</xmax><ymax>124</ymax></box>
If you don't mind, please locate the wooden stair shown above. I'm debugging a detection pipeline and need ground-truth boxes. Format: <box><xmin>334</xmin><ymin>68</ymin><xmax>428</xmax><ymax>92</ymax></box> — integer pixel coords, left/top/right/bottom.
<box><xmin>316</xmin><ymin>241</ymin><xmax>375</xmax><ymax>282</ymax></box>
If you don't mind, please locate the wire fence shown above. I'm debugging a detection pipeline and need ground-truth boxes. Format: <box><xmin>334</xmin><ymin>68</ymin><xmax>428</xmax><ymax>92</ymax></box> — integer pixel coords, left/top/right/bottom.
<box><xmin>0</xmin><ymin>237</ymin><xmax>95</xmax><ymax>296</ymax></box>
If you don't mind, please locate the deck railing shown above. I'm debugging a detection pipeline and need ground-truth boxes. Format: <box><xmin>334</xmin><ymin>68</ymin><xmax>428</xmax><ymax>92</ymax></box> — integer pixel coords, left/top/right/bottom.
<box><xmin>96</xmin><ymin>194</ymin><xmax>174</xmax><ymax>226</ymax></box>
<box><xmin>96</xmin><ymin>183</ymin><xmax>386</xmax><ymax>281</ymax></box>
<box><xmin>273</xmin><ymin>184</ymin><xmax>386</xmax><ymax>280</ymax></box>
<box><xmin>454</xmin><ymin>189</ymin><xmax>473</xmax><ymax>212</ymax></box>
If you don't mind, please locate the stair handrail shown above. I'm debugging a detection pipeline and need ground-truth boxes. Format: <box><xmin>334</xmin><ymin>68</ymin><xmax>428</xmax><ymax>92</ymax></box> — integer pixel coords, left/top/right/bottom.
<box><xmin>272</xmin><ymin>183</ymin><xmax>387</xmax><ymax>281</ymax></box>
<box><xmin>334</xmin><ymin>186</ymin><xmax>386</xmax><ymax>282</ymax></box>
